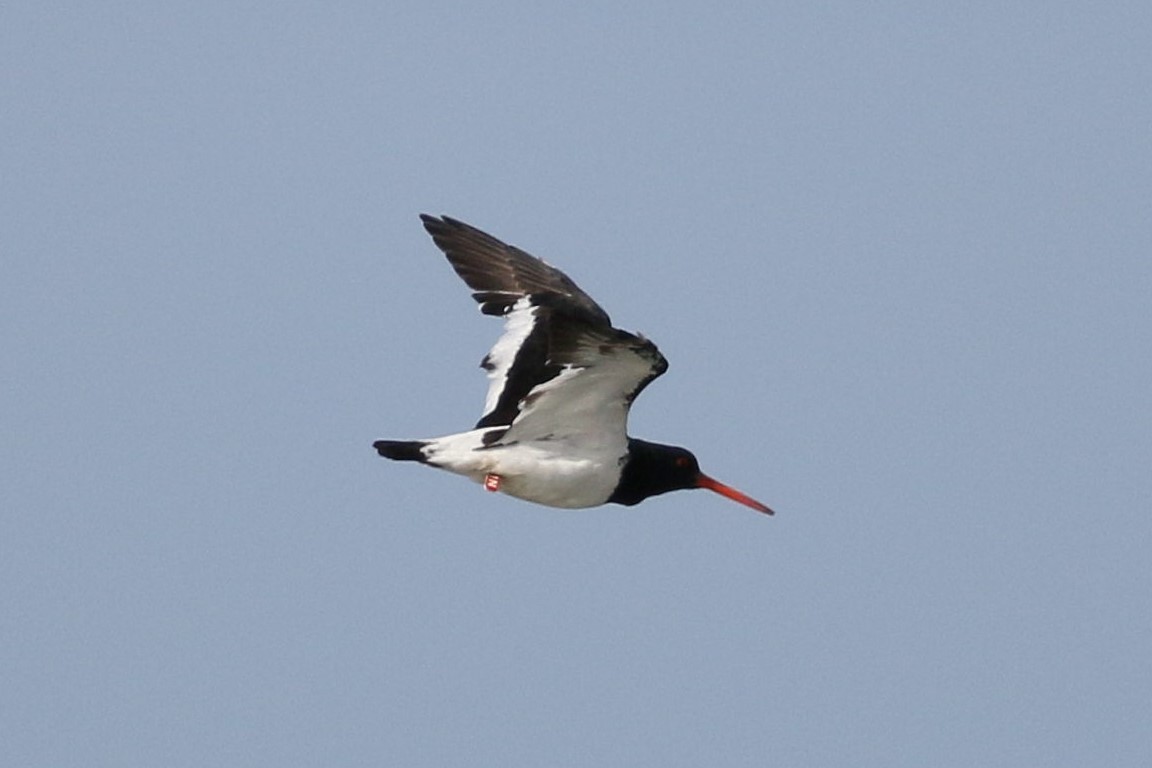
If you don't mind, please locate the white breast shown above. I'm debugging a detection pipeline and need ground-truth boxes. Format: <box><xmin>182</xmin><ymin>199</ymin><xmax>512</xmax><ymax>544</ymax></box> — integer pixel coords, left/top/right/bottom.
<box><xmin>419</xmin><ymin>429</ymin><xmax>626</xmax><ymax>508</ymax></box>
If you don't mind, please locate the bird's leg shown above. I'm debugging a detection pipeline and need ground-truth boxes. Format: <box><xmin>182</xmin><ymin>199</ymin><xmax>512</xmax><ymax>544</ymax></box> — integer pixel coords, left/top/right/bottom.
<box><xmin>484</xmin><ymin>473</ymin><xmax>501</xmax><ymax>492</ymax></box>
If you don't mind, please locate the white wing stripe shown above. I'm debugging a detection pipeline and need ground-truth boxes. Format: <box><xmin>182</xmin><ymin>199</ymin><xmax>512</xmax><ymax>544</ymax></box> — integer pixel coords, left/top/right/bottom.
<box><xmin>481</xmin><ymin>297</ymin><xmax>539</xmax><ymax>418</ymax></box>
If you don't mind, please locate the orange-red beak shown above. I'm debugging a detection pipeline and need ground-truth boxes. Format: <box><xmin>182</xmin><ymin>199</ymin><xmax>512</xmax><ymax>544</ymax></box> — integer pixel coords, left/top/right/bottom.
<box><xmin>696</xmin><ymin>473</ymin><xmax>775</xmax><ymax>515</ymax></box>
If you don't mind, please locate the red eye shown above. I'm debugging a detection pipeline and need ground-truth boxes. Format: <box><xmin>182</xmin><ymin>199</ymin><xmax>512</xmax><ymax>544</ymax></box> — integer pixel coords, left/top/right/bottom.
<box><xmin>675</xmin><ymin>457</ymin><xmax>690</xmax><ymax>468</ymax></box>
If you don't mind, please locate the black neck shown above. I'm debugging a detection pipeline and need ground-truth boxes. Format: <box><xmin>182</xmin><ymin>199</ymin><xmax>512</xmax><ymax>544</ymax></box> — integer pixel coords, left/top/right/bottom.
<box><xmin>608</xmin><ymin>438</ymin><xmax>695</xmax><ymax>506</ymax></box>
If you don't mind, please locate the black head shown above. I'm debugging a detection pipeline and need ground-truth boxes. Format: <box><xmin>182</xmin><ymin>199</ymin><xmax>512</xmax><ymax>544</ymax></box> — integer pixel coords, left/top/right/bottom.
<box><xmin>609</xmin><ymin>439</ymin><xmax>774</xmax><ymax>514</ymax></box>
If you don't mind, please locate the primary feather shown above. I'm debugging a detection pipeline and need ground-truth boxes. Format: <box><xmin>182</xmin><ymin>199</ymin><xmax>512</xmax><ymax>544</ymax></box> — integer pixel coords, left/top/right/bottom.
<box><xmin>419</xmin><ymin>215</ymin><xmax>667</xmax><ymax>440</ymax></box>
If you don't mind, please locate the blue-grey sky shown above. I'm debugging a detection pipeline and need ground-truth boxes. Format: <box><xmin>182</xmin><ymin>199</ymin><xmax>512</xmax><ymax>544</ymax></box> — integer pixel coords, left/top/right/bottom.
<box><xmin>3</xmin><ymin>2</ymin><xmax>1150</xmax><ymax>766</ymax></box>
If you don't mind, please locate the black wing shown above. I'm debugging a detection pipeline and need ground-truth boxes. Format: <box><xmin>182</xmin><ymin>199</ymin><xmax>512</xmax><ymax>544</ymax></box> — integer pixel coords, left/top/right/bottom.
<box><xmin>421</xmin><ymin>215</ymin><xmax>609</xmax><ymax>324</ymax></box>
<box><xmin>419</xmin><ymin>215</ymin><xmax>666</xmax><ymax>432</ymax></box>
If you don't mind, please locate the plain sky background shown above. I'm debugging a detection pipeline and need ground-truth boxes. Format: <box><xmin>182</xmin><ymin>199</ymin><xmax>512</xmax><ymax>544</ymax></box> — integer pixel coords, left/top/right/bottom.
<box><xmin>3</xmin><ymin>2</ymin><xmax>1150</xmax><ymax>766</ymax></box>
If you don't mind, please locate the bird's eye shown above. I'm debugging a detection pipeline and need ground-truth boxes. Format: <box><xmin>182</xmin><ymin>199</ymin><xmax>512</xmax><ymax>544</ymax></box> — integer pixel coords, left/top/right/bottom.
<box><xmin>675</xmin><ymin>457</ymin><xmax>690</xmax><ymax>468</ymax></box>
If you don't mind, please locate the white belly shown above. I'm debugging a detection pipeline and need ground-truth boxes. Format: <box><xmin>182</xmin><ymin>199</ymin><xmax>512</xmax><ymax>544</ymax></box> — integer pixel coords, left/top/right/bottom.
<box><xmin>422</xmin><ymin>429</ymin><xmax>626</xmax><ymax>509</ymax></box>
<box><xmin>490</xmin><ymin>451</ymin><xmax>623</xmax><ymax>508</ymax></box>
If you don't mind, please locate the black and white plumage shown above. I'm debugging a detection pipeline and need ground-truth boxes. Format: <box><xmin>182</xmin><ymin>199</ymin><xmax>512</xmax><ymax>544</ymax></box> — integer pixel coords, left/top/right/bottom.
<box><xmin>373</xmin><ymin>215</ymin><xmax>773</xmax><ymax>515</ymax></box>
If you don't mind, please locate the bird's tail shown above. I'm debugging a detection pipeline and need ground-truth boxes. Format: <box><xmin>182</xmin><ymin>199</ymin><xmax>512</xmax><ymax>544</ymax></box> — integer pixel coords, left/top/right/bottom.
<box><xmin>373</xmin><ymin>440</ymin><xmax>430</xmax><ymax>462</ymax></box>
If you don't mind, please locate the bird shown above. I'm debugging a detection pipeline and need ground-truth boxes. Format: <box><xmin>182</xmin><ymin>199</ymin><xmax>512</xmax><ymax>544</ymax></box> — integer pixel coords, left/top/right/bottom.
<box><xmin>373</xmin><ymin>215</ymin><xmax>774</xmax><ymax>515</ymax></box>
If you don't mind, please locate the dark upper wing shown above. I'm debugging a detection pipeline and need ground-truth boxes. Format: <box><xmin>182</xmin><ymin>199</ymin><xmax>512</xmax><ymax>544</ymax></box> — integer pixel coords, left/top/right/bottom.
<box><xmin>420</xmin><ymin>214</ymin><xmax>610</xmax><ymax>325</ymax></box>
<box><xmin>419</xmin><ymin>214</ymin><xmax>666</xmax><ymax>432</ymax></box>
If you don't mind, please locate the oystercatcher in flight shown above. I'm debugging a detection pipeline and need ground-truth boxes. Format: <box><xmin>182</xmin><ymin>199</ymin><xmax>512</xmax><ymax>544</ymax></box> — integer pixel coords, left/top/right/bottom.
<box><xmin>373</xmin><ymin>215</ymin><xmax>774</xmax><ymax>515</ymax></box>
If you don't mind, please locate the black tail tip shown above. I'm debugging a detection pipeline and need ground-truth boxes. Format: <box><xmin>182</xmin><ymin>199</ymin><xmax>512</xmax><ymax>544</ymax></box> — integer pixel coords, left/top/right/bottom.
<box><xmin>373</xmin><ymin>440</ymin><xmax>428</xmax><ymax>462</ymax></box>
